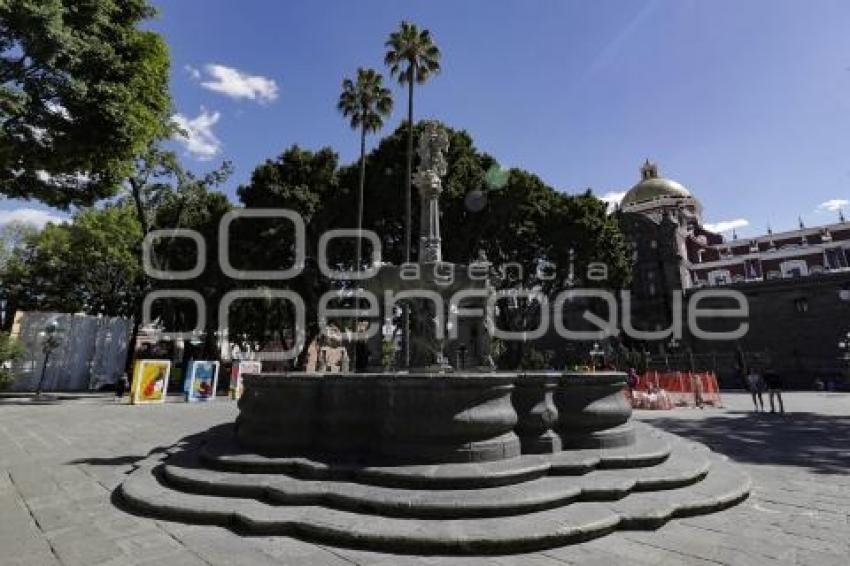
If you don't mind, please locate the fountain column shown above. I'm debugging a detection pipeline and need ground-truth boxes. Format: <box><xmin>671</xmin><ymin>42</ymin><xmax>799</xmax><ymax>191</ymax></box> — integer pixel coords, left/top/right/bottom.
<box><xmin>413</xmin><ymin>121</ymin><xmax>449</xmax><ymax>263</ymax></box>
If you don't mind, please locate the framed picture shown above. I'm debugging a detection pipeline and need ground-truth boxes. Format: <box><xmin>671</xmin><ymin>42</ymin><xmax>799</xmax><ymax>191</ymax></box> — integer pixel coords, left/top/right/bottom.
<box><xmin>229</xmin><ymin>360</ymin><xmax>262</xmax><ymax>399</ymax></box>
<box><xmin>131</xmin><ymin>360</ymin><xmax>171</xmax><ymax>404</ymax></box>
<box><xmin>186</xmin><ymin>361</ymin><xmax>219</xmax><ymax>402</ymax></box>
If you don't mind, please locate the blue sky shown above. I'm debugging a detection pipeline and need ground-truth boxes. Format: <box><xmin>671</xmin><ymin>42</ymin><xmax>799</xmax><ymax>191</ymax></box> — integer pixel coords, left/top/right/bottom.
<box><xmin>5</xmin><ymin>0</ymin><xmax>850</xmax><ymax>238</ymax></box>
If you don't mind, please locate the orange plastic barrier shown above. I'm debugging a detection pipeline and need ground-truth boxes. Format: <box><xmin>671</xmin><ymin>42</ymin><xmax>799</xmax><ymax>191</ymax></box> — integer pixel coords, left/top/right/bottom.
<box><xmin>628</xmin><ymin>371</ymin><xmax>722</xmax><ymax>409</ymax></box>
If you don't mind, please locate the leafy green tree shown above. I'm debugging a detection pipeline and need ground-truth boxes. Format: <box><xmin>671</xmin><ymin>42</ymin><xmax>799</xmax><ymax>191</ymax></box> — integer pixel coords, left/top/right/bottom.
<box><xmin>236</xmin><ymin>122</ymin><xmax>630</xmax><ymax>369</ymax></box>
<box><xmin>115</xmin><ymin>148</ymin><xmax>233</xmax><ymax>359</ymax></box>
<box><xmin>2</xmin><ymin>163</ymin><xmax>233</xmax><ymax>361</ymax></box>
<box><xmin>0</xmin><ymin>331</ymin><xmax>24</xmax><ymax>390</ymax></box>
<box><xmin>145</xmin><ymin>168</ymin><xmax>233</xmax><ymax>358</ymax></box>
<box><xmin>337</xmin><ymin>121</ymin><xmax>630</xmax><ymax>367</ymax></box>
<box><xmin>235</xmin><ymin>146</ymin><xmax>350</xmax><ymax>368</ymax></box>
<box><xmin>125</xmin><ymin>147</ymin><xmax>184</xmax><ymax>236</ymax></box>
<box><xmin>0</xmin><ymin>0</ymin><xmax>172</xmax><ymax>207</ymax></box>
<box><xmin>4</xmin><ymin>205</ymin><xmax>143</xmax><ymax>317</ymax></box>
<box><xmin>337</xmin><ymin>67</ymin><xmax>392</xmax><ymax>271</ymax></box>
<box><xmin>384</xmin><ymin>21</ymin><xmax>441</xmax><ymax>263</ymax></box>
<box><xmin>0</xmin><ymin>220</ymin><xmax>38</xmax><ymax>272</ymax></box>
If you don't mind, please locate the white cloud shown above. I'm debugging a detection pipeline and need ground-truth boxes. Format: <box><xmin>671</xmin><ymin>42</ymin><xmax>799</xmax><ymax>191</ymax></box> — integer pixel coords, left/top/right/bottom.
<box><xmin>817</xmin><ymin>199</ymin><xmax>848</xmax><ymax>212</ymax></box>
<box><xmin>598</xmin><ymin>190</ymin><xmax>626</xmax><ymax>213</ymax></box>
<box><xmin>184</xmin><ymin>64</ymin><xmax>201</xmax><ymax>80</ymax></box>
<box><xmin>0</xmin><ymin>208</ymin><xmax>66</xmax><ymax>228</ymax></box>
<box><xmin>704</xmin><ymin>218</ymin><xmax>749</xmax><ymax>234</ymax></box>
<box><xmin>171</xmin><ymin>108</ymin><xmax>222</xmax><ymax>160</ymax></box>
<box><xmin>196</xmin><ymin>64</ymin><xmax>278</xmax><ymax>103</ymax></box>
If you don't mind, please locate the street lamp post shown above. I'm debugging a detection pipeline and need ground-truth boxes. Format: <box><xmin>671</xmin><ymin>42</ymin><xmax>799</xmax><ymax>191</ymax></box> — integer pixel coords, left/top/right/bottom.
<box><xmin>667</xmin><ymin>337</ymin><xmax>680</xmax><ymax>370</ymax></box>
<box><xmin>35</xmin><ymin>319</ymin><xmax>62</xmax><ymax>396</ymax></box>
<box><xmin>838</xmin><ymin>331</ymin><xmax>850</xmax><ymax>388</ymax></box>
<box><xmin>589</xmin><ymin>342</ymin><xmax>604</xmax><ymax>370</ymax></box>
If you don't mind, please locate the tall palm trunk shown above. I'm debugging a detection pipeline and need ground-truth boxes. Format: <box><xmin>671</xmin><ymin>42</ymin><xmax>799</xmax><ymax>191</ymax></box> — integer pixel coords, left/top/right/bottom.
<box><xmin>353</xmin><ymin>124</ymin><xmax>367</xmax><ymax>370</ymax></box>
<box><xmin>403</xmin><ymin>73</ymin><xmax>414</xmax><ymax>368</ymax></box>
<box><xmin>357</xmin><ymin>124</ymin><xmax>366</xmax><ymax>274</ymax></box>
<box><xmin>405</xmin><ymin>75</ymin><xmax>414</xmax><ymax>264</ymax></box>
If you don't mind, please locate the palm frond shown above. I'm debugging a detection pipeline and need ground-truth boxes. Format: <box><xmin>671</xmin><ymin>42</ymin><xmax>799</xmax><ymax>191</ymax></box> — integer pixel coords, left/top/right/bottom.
<box><xmin>337</xmin><ymin>67</ymin><xmax>394</xmax><ymax>133</ymax></box>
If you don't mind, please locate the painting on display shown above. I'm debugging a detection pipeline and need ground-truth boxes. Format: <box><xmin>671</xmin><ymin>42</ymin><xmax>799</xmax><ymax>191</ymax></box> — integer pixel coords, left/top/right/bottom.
<box><xmin>131</xmin><ymin>360</ymin><xmax>171</xmax><ymax>404</ymax></box>
<box><xmin>185</xmin><ymin>361</ymin><xmax>219</xmax><ymax>402</ymax></box>
<box><xmin>229</xmin><ymin>360</ymin><xmax>262</xmax><ymax>399</ymax></box>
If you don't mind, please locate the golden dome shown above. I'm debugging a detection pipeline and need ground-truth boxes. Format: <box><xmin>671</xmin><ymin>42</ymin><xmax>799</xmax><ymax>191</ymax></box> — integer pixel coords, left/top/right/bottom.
<box><xmin>621</xmin><ymin>160</ymin><xmax>691</xmax><ymax>207</ymax></box>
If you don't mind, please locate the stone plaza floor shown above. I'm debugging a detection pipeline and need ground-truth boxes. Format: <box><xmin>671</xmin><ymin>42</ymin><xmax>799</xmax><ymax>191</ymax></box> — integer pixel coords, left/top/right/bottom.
<box><xmin>0</xmin><ymin>391</ymin><xmax>847</xmax><ymax>565</ymax></box>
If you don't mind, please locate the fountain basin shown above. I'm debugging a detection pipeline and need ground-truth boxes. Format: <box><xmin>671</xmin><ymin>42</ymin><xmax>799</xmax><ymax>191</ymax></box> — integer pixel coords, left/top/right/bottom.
<box><xmin>236</xmin><ymin>370</ymin><xmax>631</xmax><ymax>463</ymax></box>
<box><xmin>555</xmin><ymin>371</ymin><xmax>634</xmax><ymax>448</ymax></box>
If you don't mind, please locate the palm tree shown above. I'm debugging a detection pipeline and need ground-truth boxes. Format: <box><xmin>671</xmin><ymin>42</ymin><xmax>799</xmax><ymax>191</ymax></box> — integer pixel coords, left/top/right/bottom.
<box><xmin>385</xmin><ymin>21</ymin><xmax>441</xmax><ymax>368</ymax></box>
<box><xmin>384</xmin><ymin>21</ymin><xmax>441</xmax><ymax>263</ymax></box>
<box><xmin>337</xmin><ymin>67</ymin><xmax>393</xmax><ymax>272</ymax></box>
<box><xmin>338</xmin><ymin>68</ymin><xmax>392</xmax><ymax>370</ymax></box>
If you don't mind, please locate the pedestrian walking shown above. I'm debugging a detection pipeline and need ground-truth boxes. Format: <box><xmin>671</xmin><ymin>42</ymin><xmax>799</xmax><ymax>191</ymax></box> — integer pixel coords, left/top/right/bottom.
<box><xmin>763</xmin><ymin>369</ymin><xmax>784</xmax><ymax>414</ymax></box>
<box><xmin>746</xmin><ymin>369</ymin><xmax>765</xmax><ymax>412</ymax></box>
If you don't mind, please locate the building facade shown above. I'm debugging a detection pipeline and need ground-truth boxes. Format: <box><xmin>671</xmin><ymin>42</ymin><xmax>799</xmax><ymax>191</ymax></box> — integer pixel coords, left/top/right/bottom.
<box><xmin>617</xmin><ymin>161</ymin><xmax>850</xmax><ymax>388</ymax></box>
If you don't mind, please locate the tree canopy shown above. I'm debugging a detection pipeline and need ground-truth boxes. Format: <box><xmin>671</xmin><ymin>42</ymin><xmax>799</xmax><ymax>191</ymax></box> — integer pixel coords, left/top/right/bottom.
<box><xmin>232</xmin><ymin>121</ymin><xmax>631</xmax><ymax>368</ymax></box>
<box><xmin>3</xmin><ymin>205</ymin><xmax>143</xmax><ymax>317</ymax></box>
<box><xmin>0</xmin><ymin>0</ymin><xmax>172</xmax><ymax>207</ymax></box>
<box><xmin>0</xmin><ymin>119</ymin><xmax>631</xmax><ymax>369</ymax></box>
<box><xmin>1</xmin><ymin>162</ymin><xmax>233</xmax><ymax>358</ymax></box>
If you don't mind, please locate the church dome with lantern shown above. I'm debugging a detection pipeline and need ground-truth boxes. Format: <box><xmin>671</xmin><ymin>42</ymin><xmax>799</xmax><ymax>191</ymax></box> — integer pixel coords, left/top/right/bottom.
<box><xmin>619</xmin><ymin>160</ymin><xmax>702</xmax><ymax>223</ymax></box>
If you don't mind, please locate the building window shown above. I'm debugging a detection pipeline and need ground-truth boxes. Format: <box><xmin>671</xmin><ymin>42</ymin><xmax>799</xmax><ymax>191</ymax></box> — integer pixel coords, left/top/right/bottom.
<box><xmin>825</xmin><ymin>248</ymin><xmax>847</xmax><ymax>270</ymax></box>
<box><xmin>744</xmin><ymin>259</ymin><xmax>761</xmax><ymax>279</ymax></box>
<box><xmin>780</xmin><ymin>259</ymin><xmax>808</xmax><ymax>278</ymax></box>
<box><xmin>794</xmin><ymin>297</ymin><xmax>809</xmax><ymax>313</ymax></box>
<box><xmin>707</xmin><ymin>269</ymin><xmax>732</xmax><ymax>286</ymax></box>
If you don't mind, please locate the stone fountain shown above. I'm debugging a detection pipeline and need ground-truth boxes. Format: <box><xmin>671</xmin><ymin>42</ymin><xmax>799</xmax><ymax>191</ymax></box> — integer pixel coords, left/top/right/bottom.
<box><xmin>118</xmin><ymin>123</ymin><xmax>750</xmax><ymax>554</ymax></box>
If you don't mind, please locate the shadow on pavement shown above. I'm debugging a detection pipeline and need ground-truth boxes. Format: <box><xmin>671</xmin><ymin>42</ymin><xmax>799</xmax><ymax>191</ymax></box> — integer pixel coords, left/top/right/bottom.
<box><xmin>645</xmin><ymin>410</ymin><xmax>850</xmax><ymax>475</ymax></box>
<box><xmin>66</xmin><ymin>425</ymin><xmax>232</xmax><ymax>469</ymax></box>
<box><xmin>68</xmin><ymin>447</ymin><xmax>170</xmax><ymax>467</ymax></box>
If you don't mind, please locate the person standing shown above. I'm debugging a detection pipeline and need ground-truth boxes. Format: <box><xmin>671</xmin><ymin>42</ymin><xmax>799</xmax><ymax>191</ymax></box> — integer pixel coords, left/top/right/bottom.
<box><xmin>690</xmin><ymin>372</ymin><xmax>705</xmax><ymax>409</ymax></box>
<box><xmin>763</xmin><ymin>369</ymin><xmax>784</xmax><ymax>414</ymax></box>
<box><xmin>115</xmin><ymin>373</ymin><xmax>129</xmax><ymax>402</ymax></box>
<box><xmin>626</xmin><ymin>367</ymin><xmax>639</xmax><ymax>404</ymax></box>
<box><xmin>746</xmin><ymin>369</ymin><xmax>765</xmax><ymax>412</ymax></box>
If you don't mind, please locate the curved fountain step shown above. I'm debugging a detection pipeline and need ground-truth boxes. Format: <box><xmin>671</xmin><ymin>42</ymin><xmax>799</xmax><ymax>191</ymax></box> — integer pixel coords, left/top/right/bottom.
<box><xmin>163</xmin><ymin>436</ymin><xmax>709</xmax><ymax>519</ymax></box>
<box><xmin>611</xmin><ymin>454</ymin><xmax>751</xmax><ymax>529</ymax></box>
<box><xmin>119</xmin><ymin>454</ymin><xmax>748</xmax><ymax>555</ymax></box>
<box><xmin>200</xmin><ymin>422</ymin><xmax>672</xmax><ymax>489</ymax></box>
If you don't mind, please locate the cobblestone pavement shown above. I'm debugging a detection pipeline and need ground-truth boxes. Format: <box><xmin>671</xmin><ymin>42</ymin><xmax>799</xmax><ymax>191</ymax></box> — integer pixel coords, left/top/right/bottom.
<box><xmin>0</xmin><ymin>391</ymin><xmax>847</xmax><ymax>565</ymax></box>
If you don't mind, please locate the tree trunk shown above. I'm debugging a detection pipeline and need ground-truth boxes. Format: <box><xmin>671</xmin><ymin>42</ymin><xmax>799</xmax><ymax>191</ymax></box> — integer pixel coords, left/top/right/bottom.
<box><xmin>403</xmin><ymin>73</ymin><xmax>414</xmax><ymax>368</ymax></box>
<box><xmin>353</xmin><ymin>125</ymin><xmax>367</xmax><ymax>371</ymax></box>
<box><xmin>405</xmin><ymin>75</ymin><xmax>414</xmax><ymax>264</ymax></box>
<box><xmin>357</xmin><ymin>125</ymin><xmax>367</xmax><ymax>270</ymax></box>
<box><xmin>129</xmin><ymin>178</ymin><xmax>149</xmax><ymax>235</ymax></box>
<box><xmin>124</xmin><ymin>315</ymin><xmax>141</xmax><ymax>376</ymax></box>
<box><xmin>126</xmin><ymin>178</ymin><xmax>148</xmax><ymax>379</ymax></box>
<box><xmin>296</xmin><ymin>323</ymin><xmax>319</xmax><ymax>370</ymax></box>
